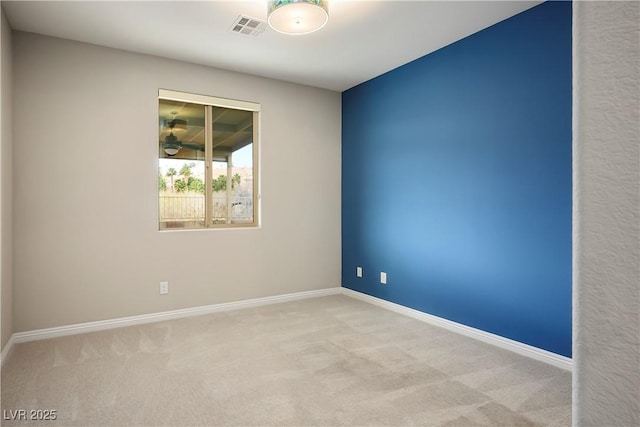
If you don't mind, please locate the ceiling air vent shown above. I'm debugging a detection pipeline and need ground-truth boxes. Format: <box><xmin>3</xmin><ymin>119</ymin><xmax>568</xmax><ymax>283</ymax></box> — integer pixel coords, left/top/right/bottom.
<box><xmin>230</xmin><ymin>15</ymin><xmax>266</xmax><ymax>37</ymax></box>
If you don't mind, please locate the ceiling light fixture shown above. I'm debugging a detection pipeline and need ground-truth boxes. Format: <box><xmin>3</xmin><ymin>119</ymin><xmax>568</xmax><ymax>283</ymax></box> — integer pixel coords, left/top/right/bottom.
<box><xmin>163</xmin><ymin>132</ymin><xmax>182</xmax><ymax>156</ymax></box>
<box><xmin>162</xmin><ymin>114</ymin><xmax>186</xmax><ymax>156</ymax></box>
<box><xmin>267</xmin><ymin>0</ymin><xmax>329</xmax><ymax>35</ymax></box>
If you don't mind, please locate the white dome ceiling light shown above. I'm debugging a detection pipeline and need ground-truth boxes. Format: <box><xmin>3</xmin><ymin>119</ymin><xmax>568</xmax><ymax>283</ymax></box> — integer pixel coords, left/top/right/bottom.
<box><xmin>267</xmin><ymin>0</ymin><xmax>329</xmax><ymax>36</ymax></box>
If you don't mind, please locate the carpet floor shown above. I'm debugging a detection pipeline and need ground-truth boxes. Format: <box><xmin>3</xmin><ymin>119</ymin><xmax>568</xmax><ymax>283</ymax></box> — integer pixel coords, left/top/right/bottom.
<box><xmin>1</xmin><ymin>294</ymin><xmax>571</xmax><ymax>426</ymax></box>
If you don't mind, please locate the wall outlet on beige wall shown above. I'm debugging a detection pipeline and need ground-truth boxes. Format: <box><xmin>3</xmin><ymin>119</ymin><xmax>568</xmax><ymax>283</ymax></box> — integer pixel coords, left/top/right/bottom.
<box><xmin>160</xmin><ymin>281</ymin><xmax>169</xmax><ymax>295</ymax></box>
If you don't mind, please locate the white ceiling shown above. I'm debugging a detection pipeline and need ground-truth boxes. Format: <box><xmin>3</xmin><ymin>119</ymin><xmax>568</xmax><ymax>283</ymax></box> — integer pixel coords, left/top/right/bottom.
<box><xmin>2</xmin><ymin>1</ymin><xmax>542</xmax><ymax>92</ymax></box>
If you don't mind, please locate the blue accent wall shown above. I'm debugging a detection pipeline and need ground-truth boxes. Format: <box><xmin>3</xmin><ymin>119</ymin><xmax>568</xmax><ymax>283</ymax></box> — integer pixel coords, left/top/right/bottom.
<box><xmin>342</xmin><ymin>1</ymin><xmax>572</xmax><ymax>357</ymax></box>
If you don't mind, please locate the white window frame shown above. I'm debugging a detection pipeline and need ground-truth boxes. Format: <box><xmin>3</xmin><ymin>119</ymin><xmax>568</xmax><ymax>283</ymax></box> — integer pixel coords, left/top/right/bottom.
<box><xmin>158</xmin><ymin>89</ymin><xmax>260</xmax><ymax>230</ymax></box>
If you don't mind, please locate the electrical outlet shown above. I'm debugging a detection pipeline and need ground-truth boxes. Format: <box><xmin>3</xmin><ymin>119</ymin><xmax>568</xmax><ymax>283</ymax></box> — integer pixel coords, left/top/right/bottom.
<box><xmin>380</xmin><ymin>272</ymin><xmax>387</xmax><ymax>285</ymax></box>
<box><xmin>160</xmin><ymin>281</ymin><xmax>169</xmax><ymax>295</ymax></box>
<box><xmin>356</xmin><ymin>267</ymin><xmax>363</xmax><ymax>278</ymax></box>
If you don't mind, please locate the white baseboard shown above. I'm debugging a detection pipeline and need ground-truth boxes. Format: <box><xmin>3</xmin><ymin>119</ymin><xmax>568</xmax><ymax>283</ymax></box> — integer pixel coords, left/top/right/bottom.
<box><xmin>340</xmin><ymin>287</ymin><xmax>573</xmax><ymax>371</ymax></box>
<box><xmin>7</xmin><ymin>287</ymin><xmax>342</xmax><ymax>348</ymax></box>
<box><xmin>1</xmin><ymin>334</ymin><xmax>15</xmax><ymax>368</ymax></box>
<box><xmin>2</xmin><ymin>286</ymin><xmax>572</xmax><ymax>372</ymax></box>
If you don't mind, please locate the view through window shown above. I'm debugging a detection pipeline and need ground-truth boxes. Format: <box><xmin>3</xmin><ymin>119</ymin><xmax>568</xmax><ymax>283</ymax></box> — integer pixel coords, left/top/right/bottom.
<box><xmin>158</xmin><ymin>91</ymin><xmax>259</xmax><ymax>230</ymax></box>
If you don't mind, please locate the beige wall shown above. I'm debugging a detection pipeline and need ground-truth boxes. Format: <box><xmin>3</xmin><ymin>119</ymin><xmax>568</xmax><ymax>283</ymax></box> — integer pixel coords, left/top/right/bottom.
<box><xmin>12</xmin><ymin>32</ymin><xmax>341</xmax><ymax>332</ymax></box>
<box><xmin>573</xmin><ymin>2</ymin><xmax>640</xmax><ymax>425</ymax></box>
<box><xmin>1</xmin><ymin>8</ymin><xmax>13</xmax><ymax>351</ymax></box>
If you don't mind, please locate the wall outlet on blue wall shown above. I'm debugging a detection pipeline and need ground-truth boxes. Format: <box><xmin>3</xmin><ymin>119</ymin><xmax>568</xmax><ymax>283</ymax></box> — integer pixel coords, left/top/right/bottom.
<box><xmin>380</xmin><ymin>272</ymin><xmax>387</xmax><ymax>285</ymax></box>
<box><xmin>356</xmin><ymin>267</ymin><xmax>363</xmax><ymax>277</ymax></box>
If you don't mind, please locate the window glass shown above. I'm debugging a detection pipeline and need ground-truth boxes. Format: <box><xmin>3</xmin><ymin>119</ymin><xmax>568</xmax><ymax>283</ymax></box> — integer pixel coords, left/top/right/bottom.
<box><xmin>159</xmin><ymin>100</ymin><xmax>205</xmax><ymax>230</ymax></box>
<box><xmin>158</xmin><ymin>92</ymin><xmax>259</xmax><ymax>230</ymax></box>
<box><xmin>212</xmin><ymin>107</ymin><xmax>255</xmax><ymax>224</ymax></box>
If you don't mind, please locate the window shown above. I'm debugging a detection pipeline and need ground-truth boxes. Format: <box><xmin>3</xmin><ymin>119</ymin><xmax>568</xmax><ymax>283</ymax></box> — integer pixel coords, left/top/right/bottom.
<box><xmin>158</xmin><ymin>90</ymin><xmax>259</xmax><ymax>230</ymax></box>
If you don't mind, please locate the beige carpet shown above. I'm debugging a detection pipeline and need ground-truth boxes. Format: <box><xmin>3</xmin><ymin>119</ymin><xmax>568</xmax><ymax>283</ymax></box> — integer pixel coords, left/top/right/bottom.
<box><xmin>1</xmin><ymin>294</ymin><xmax>571</xmax><ymax>426</ymax></box>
